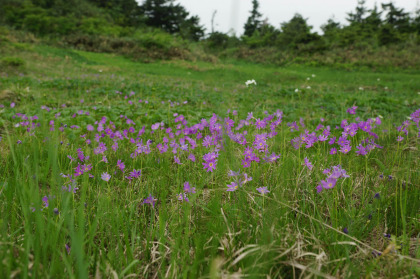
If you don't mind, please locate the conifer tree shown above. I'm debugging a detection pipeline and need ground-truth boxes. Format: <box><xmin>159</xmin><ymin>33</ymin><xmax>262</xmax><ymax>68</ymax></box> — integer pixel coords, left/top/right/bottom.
<box><xmin>244</xmin><ymin>0</ymin><xmax>262</xmax><ymax>36</ymax></box>
<box><xmin>365</xmin><ymin>4</ymin><xmax>383</xmax><ymax>31</ymax></box>
<box><xmin>347</xmin><ymin>0</ymin><xmax>367</xmax><ymax>24</ymax></box>
<box><xmin>413</xmin><ymin>8</ymin><xmax>420</xmax><ymax>33</ymax></box>
<box><xmin>278</xmin><ymin>14</ymin><xmax>319</xmax><ymax>49</ymax></box>
<box><xmin>141</xmin><ymin>0</ymin><xmax>204</xmax><ymax>40</ymax></box>
<box><xmin>381</xmin><ymin>2</ymin><xmax>411</xmax><ymax>33</ymax></box>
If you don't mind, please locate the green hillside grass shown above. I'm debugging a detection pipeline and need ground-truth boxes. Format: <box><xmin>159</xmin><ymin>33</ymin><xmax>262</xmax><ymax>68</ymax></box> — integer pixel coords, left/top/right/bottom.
<box><xmin>0</xmin><ymin>42</ymin><xmax>419</xmax><ymax>278</ymax></box>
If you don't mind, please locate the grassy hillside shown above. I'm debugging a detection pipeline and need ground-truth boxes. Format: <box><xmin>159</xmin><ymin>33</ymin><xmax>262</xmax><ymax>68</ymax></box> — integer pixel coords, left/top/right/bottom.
<box><xmin>0</xmin><ymin>41</ymin><xmax>419</xmax><ymax>278</ymax></box>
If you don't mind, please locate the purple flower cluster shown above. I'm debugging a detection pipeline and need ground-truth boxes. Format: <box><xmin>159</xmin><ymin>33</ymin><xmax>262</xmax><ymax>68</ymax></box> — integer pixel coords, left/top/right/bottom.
<box><xmin>291</xmin><ymin>116</ymin><xmax>383</xmax><ymax>156</ymax></box>
<box><xmin>74</xmin><ymin>163</ymin><xmax>92</xmax><ymax>177</ymax></box>
<box><xmin>303</xmin><ymin>157</ymin><xmax>313</xmax><ymax>170</ymax></box>
<box><xmin>202</xmin><ymin>152</ymin><xmax>218</xmax><ymax>172</ymax></box>
<box><xmin>11</xmin><ymin>104</ymin><xmax>287</xmax><ymax>182</ymax></box>
<box><xmin>125</xmin><ymin>169</ymin><xmax>141</xmax><ymax>181</ymax></box>
<box><xmin>316</xmin><ymin>165</ymin><xmax>350</xmax><ymax>193</ymax></box>
<box><xmin>6</xmin><ymin>93</ymin><xmax>419</xmax><ymax>208</ymax></box>
<box><xmin>396</xmin><ymin>109</ymin><xmax>420</xmax><ymax>139</ymax></box>
<box><xmin>346</xmin><ymin>106</ymin><xmax>358</xmax><ymax>115</ymax></box>
<box><xmin>355</xmin><ymin>138</ymin><xmax>382</xmax><ymax>156</ymax></box>
<box><xmin>142</xmin><ymin>194</ymin><xmax>157</xmax><ymax>207</ymax></box>
<box><xmin>178</xmin><ymin>181</ymin><xmax>196</xmax><ymax>202</ymax></box>
<box><xmin>116</xmin><ymin>160</ymin><xmax>125</xmax><ymax>172</ymax></box>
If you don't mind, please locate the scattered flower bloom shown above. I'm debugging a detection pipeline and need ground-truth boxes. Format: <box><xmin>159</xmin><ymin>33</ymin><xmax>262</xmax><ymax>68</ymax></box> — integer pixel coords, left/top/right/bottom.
<box><xmin>256</xmin><ymin>187</ymin><xmax>270</xmax><ymax>195</ymax></box>
<box><xmin>183</xmin><ymin>182</ymin><xmax>196</xmax><ymax>194</ymax></box>
<box><xmin>177</xmin><ymin>192</ymin><xmax>189</xmax><ymax>202</ymax></box>
<box><xmin>347</xmin><ymin>106</ymin><xmax>358</xmax><ymax>115</ymax></box>
<box><xmin>101</xmin><ymin>172</ymin><xmax>111</xmax><ymax>182</ymax></box>
<box><xmin>65</xmin><ymin>244</ymin><xmax>71</xmax><ymax>255</ymax></box>
<box><xmin>42</xmin><ymin>196</ymin><xmax>49</xmax><ymax>208</ymax></box>
<box><xmin>227</xmin><ymin>182</ymin><xmax>239</xmax><ymax>192</ymax></box>
<box><xmin>142</xmin><ymin>194</ymin><xmax>157</xmax><ymax>207</ymax></box>
<box><xmin>303</xmin><ymin>157</ymin><xmax>313</xmax><ymax>170</ymax></box>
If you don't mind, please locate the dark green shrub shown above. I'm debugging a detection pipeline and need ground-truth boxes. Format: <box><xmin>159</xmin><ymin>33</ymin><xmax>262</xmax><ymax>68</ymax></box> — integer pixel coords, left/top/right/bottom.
<box><xmin>206</xmin><ymin>32</ymin><xmax>230</xmax><ymax>49</ymax></box>
<box><xmin>1</xmin><ymin>57</ymin><xmax>25</xmax><ymax>67</ymax></box>
<box><xmin>132</xmin><ymin>28</ymin><xmax>183</xmax><ymax>50</ymax></box>
<box><xmin>242</xmin><ymin>24</ymin><xmax>280</xmax><ymax>48</ymax></box>
<box><xmin>379</xmin><ymin>24</ymin><xmax>402</xmax><ymax>45</ymax></box>
<box><xmin>79</xmin><ymin>17</ymin><xmax>124</xmax><ymax>37</ymax></box>
<box><xmin>54</xmin><ymin>17</ymin><xmax>77</xmax><ymax>35</ymax></box>
<box><xmin>0</xmin><ymin>35</ymin><xmax>9</xmax><ymax>45</ymax></box>
<box><xmin>22</xmin><ymin>14</ymin><xmax>52</xmax><ymax>35</ymax></box>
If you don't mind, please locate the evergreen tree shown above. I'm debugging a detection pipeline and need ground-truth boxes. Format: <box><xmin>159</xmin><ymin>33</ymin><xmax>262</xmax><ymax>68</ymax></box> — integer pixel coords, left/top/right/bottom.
<box><xmin>180</xmin><ymin>15</ymin><xmax>205</xmax><ymax>41</ymax></box>
<box><xmin>381</xmin><ymin>2</ymin><xmax>411</xmax><ymax>33</ymax></box>
<box><xmin>346</xmin><ymin>0</ymin><xmax>367</xmax><ymax>24</ymax></box>
<box><xmin>97</xmin><ymin>0</ymin><xmax>146</xmax><ymax>27</ymax></box>
<box><xmin>51</xmin><ymin>0</ymin><xmax>97</xmax><ymax>17</ymax></box>
<box><xmin>243</xmin><ymin>20</ymin><xmax>280</xmax><ymax>48</ymax></box>
<box><xmin>30</xmin><ymin>0</ymin><xmax>55</xmax><ymax>9</ymax></box>
<box><xmin>321</xmin><ymin>18</ymin><xmax>341</xmax><ymax>35</ymax></box>
<box><xmin>365</xmin><ymin>4</ymin><xmax>383</xmax><ymax>32</ymax></box>
<box><xmin>0</xmin><ymin>0</ymin><xmax>26</xmax><ymax>25</ymax></box>
<box><xmin>413</xmin><ymin>8</ymin><xmax>420</xmax><ymax>33</ymax></box>
<box><xmin>278</xmin><ymin>14</ymin><xmax>319</xmax><ymax>49</ymax></box>
<box><xmin>244</xmin><ymin>0</ymin><xmax>262</xmax><ymax>37</ymax></box>
<box><xmin>141</xmin><ymin>0</ymin><xmax>178</xmax><ymax>33</ymax></box>
<box><xmin>140</xmin><ymin>0</ymin><xmax>204</xmax><ymax>40</ymax></box>
<box><xmin>321</xmin><ymin>18</ymin><xmax>341</xmax><ymax>45</ymax></box>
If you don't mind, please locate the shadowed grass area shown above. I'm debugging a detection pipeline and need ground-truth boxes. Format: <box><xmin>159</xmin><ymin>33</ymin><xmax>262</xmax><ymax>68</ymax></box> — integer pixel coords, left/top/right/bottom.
<box><xmin>0</xmin><ymin>43</ymin><xmax>419</xmax><ymax>278</ymax></box>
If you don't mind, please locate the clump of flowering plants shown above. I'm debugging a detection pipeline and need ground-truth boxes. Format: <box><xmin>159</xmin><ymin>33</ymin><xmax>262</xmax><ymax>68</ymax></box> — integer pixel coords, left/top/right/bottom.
<box><xmin>316</xmin><ymin>165</ymin><xmax>350</xmax><ymax>193</ymax></box>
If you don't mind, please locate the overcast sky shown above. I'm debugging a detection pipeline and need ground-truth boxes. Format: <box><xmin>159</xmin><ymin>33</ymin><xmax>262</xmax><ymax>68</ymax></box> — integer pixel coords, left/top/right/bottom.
<box><xmin>156</xmin><ymin>0</ymin><xmax>419</xmax><ymax>35</ymax></box>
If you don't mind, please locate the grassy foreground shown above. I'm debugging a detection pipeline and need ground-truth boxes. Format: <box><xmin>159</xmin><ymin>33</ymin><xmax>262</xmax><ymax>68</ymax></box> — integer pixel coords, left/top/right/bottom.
<box><xmin>0</xmin><ymin>44</ymin><xmax>419</xmax><ymax>278</ymax></box>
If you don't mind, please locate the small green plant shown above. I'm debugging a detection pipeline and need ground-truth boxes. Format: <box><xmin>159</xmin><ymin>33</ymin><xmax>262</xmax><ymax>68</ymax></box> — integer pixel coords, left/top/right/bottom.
<box><xmin>0</xmin><ymin>35</ymin><xmax>9</xmax><ymax>45</ymax></box>
<box><xmin>1</xmin><ymin>57</ymin><xmax>25</xmax><ymax>68</ymax></box>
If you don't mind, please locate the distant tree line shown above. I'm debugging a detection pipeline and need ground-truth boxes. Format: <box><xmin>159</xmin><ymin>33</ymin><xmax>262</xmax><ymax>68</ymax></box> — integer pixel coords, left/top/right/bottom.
<box><xmin>0</xmin><ymin>0</ymin><xmax>205</xmax><ymax>41</ymax></box>
<box><xmin>0</xmin><ymin>0</ymin><xmax>419</xmax><ymax>52</ymax></box>
<box><xmin>209</xmin><ymin>0</ymin><xmax>420</xmax><ymax>52</ymax></box>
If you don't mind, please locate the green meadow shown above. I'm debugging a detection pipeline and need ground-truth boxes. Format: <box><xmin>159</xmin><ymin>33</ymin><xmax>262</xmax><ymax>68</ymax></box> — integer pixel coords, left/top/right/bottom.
<box><xmin>0</xmin><ymin>43</ymin><xmax>419</xmax><ymax>278</ymax></box>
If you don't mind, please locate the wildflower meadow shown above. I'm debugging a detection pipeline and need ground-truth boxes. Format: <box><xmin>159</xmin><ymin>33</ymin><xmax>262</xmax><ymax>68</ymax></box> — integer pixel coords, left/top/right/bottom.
<box><xmin>0</xmin><ymin>46</ymin><xmax>419</xmax><ymax>278</ymax></box>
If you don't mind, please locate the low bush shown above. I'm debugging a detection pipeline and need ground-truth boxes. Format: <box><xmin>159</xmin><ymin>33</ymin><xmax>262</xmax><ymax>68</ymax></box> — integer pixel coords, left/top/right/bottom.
<box><xmin>1</xmin><ymin>57</ymin><xmax>25</xmax><ymax>67</ymax></box>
